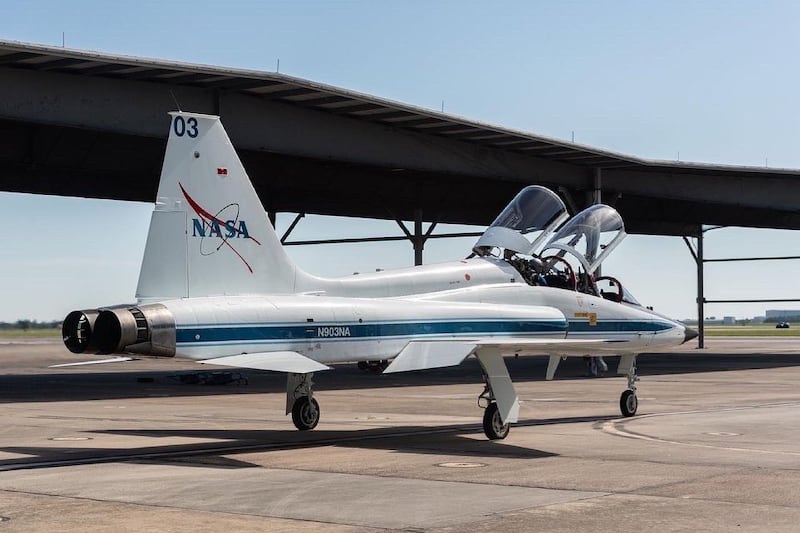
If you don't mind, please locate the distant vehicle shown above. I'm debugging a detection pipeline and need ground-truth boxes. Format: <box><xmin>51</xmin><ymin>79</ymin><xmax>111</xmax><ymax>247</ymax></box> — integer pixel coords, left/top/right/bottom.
<box><xmin>776</xmin><ymin>322</ymin><xmax>790</xmax><ymax>329</ymax></box>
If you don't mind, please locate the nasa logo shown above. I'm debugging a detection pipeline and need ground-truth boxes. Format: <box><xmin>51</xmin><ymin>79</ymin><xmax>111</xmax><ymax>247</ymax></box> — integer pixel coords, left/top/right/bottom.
<box><xmin>179</xmin><ymin>183</ymin><xmax>262</xmax><ymax>273</ymax></box>
<box><xmin>317</xmin><ymin>326</ymin><xmax>352</xmax><ymax>338</ymax></box>
<box><xmin>191</xmin><ymin>219</ymin><xmax>250</xmax><ymax>239</ymax></box>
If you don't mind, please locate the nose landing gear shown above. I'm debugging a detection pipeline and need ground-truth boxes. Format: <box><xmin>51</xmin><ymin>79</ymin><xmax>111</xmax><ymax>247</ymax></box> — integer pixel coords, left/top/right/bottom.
<box><xmin>618</xmin><ymin>355</ymin><xmax>639</xmax><ymax>417</ymax></box>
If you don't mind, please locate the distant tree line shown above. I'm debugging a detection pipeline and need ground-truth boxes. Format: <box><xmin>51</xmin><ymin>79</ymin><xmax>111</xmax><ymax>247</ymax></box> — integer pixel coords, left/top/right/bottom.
<box><xmin>0</xmin><ymin>320</ymin><xmax>60</xmax><ymax>330</ymax></box>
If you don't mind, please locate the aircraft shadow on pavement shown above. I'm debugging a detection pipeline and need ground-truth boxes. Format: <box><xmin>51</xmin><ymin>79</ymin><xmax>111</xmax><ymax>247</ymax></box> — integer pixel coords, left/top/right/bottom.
<box><xmin>3</xmin><ymin>353</ymin><xmax>800</xmax><ymax>404</ymax></box>
<box><xmin>0</xmin><ymin>417</ymin><xmax>584</xmax><ymax>471</ymax></box>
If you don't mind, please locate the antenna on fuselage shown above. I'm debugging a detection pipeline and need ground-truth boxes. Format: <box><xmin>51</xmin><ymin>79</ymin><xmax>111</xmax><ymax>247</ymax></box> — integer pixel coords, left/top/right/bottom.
<box><xmin>169</xmin><ymin>91</ymin><xmax>182</xmax><ymax>112</ymax></box>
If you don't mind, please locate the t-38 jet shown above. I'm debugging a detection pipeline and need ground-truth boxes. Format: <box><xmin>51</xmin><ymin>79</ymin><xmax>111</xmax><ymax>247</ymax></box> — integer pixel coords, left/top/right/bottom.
<box><xmin>62</xmin><ymin>112</ymin><xmax>696</xmax><ymax>440</ymax></box>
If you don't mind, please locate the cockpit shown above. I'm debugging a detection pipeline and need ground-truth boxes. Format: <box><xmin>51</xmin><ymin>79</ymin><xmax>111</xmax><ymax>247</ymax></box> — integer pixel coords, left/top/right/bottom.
<box><xmin>473</xmin><ymin>187</ymin><xmax>643</xmax><ymax>306</ymax></box>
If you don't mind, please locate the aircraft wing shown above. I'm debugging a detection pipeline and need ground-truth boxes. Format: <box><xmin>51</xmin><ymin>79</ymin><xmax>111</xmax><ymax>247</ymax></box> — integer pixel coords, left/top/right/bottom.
<box><xmin>383</xmin><ymin>338</ymin><xmax>629</xmax><ymax>374</ymax></box>
<box><xmin>201</xmin><ymin>351</ymin><xmax>332</xmax><ymax>373</ymax></box>
<box><xmin>474</xmin><ymin>337</ymin><xmax>629</xmax><ymax>356</ymax></box>
<box><xmin>381</xmin><ymin>341</ymin><xmax>478</xmax><ymax>373</ymax></box>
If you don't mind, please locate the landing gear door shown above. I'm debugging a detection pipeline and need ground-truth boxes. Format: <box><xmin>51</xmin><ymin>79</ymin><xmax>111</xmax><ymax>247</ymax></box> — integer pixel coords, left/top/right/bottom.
<box><xmin>473</xmin><ymin>186</ymin><xmax>568</xmax><ymax>256</ymax></box>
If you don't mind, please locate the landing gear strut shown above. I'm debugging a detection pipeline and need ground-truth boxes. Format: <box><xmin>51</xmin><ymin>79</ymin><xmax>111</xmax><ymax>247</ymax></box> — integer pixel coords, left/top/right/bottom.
<box><xmin>476</xmin><ymin>348</ymin><xmax>518</xmax><ymax>440</ymax></box>
<box><xmin>619</xmin><ymin>356</ymin><xmax>638</xmax><ymax>417</ymax></box>
<box><xmin>286</xmin><ymin>373</ymin><xmax>320</xmax><ymax>430</ymax></box>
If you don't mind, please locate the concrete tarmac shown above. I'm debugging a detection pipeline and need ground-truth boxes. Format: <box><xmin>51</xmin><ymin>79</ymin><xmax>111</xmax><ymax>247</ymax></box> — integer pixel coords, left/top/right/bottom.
<box><xmin>0</xmin><ymin>337</ymin><xmax>799</xmax><ymax>532</ymax></box>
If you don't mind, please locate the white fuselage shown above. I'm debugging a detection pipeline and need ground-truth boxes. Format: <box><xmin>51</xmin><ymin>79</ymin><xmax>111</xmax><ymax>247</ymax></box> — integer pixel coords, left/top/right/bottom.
<box><xmin>297</xmin><ymin>256</ymin><xmax>522</xmax><ymax>297</ymax></box>
<box><xmin>160</xmin><ymin>257</ymin><xmax>686</xmax><ymax>364</ymax></box>
<box><xmin>163</xmin><ymin>293</ymin><xmax>568</xmax><ymax>362</ymax></box>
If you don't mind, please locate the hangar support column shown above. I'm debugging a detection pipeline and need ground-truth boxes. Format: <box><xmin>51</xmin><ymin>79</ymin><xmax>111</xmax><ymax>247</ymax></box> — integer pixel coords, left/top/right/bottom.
<box><xmin>413</xmin><ymin>209</ymin><xmax>424</xmax><ymax>266</ymax></box>
<box><xmin>697</xmin><ymin>229</ymin><xmax>705</xmax><ymax>348</ymax></box>
<box><xmin>683</xmin><ymin>227</ymin><xmax>705</xmax><ymax>348</ymax></box>
<box><xmin>403</xmin><ymin>208</ymin><xmax>436</xmax><ymax>266</ymax></box>
<box><xmin>592</xmin><ymin>168</ymin><xmax>602</xmax><ymax>205</ymax></box>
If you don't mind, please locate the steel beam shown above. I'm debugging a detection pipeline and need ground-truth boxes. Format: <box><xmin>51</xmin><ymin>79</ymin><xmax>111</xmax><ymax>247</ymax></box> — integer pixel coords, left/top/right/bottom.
<box><xmin>697</xmin><ymin>230</ymin><xmax>704</xmax><ymax>348</ymax></box>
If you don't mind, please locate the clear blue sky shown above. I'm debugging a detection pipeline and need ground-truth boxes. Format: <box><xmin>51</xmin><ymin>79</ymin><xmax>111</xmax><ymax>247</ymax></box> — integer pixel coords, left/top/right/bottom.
<box><xmin>2</xmin><ymin>0</ymin><xmax>800</xmax><ymax>322</ymax></box>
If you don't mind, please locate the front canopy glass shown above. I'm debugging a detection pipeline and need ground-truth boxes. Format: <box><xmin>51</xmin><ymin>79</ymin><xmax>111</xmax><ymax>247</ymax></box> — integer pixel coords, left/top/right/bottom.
<box><xmin>540</xmin><ymin>204</ymin><xmax>626</xmax><ymax>275</ymax></box>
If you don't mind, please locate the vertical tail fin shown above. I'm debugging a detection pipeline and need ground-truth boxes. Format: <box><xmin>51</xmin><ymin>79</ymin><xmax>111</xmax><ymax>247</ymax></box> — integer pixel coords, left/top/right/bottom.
<box><xmin>136</xmin><ymin>112</ymin><xmax>305</xmax><ymax>301</ymax></box>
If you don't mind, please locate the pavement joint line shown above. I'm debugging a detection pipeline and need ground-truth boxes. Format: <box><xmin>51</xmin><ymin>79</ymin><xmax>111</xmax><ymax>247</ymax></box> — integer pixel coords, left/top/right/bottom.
<box><xmin>0</xmin><ymin>487</ymin><xmax>400</xmax><ymax>531</ymax></box>
<box><xmin>603</xmin><ymin>402</ymin><xmax>800</xmax><ymax>456</ymax></box>
<box><xmin>613</xmin><ymin>466</ymin><xmax>756</xmax><ymax>495</ymax></box>
<box><xmin>619</xmin><ymin>491</ymin><xmax>800</xmax><ymax>511</ymax></box>
<box><xmin>578</xmin><ymin>492</ymin><xmax>800</xmax><ymax>511</ymax></box>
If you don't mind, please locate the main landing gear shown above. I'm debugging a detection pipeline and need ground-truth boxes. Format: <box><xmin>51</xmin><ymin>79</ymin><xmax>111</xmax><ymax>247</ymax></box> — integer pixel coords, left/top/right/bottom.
<box><xmin>618</xmin><ymin>355</ymin><xmax>639</xmax><ymax>417</ymax></box>
<box><xmin>357</xmin><ymin>360</ymin><xmax>389</xmax><ymax>373</ymax></box>
<box><xmin>481</xmin><ymin>398</ymin><xmax>510</xmax><ymax>440</ymax></box>
<box><xmin>476</xmin><ymin>348</ymin><xmax>519</xmax><ymax>440</ymax></box>
<box><xmin>286</xmin><ymin>373</ymin><xmax>320</xmax><ymax>430</ymax></box>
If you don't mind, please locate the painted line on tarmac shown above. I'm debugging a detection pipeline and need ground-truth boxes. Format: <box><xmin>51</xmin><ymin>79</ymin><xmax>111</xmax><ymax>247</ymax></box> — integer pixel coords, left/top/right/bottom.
<box><xmin>602</xmin><ymin>401</ymin><xmax>800</xmax><ymax>456</ymax></box>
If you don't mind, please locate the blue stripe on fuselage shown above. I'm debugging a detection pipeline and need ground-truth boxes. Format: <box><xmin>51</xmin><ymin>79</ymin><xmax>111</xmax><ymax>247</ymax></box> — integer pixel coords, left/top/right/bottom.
<box><xmin>567</xmin><ymin>320</ymin><xmax>675</xmax><ymax>333</ymax></box>
<box><xmin>176</xmin><ymin>319</ymin><xmax>566</xmax><ymax>344</ymax></box>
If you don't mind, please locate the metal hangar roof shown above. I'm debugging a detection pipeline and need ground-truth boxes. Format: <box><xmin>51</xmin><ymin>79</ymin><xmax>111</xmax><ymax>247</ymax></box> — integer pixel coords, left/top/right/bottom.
<box><xmin>1</xmin><ymin>39</ymin><xmax>799</xmax><ymax>237</ymax></box>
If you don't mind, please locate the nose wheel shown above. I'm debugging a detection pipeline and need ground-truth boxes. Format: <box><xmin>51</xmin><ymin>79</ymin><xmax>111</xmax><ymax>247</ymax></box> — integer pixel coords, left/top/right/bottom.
<box><xmin>619</xmin><ymin>389</ymin><xmax>637</xmax><ymax>417</ymax></box>
<box><xmin>619</xmin><ymin>356</ymin><xmax>639</xmax><ymax>417</ymax></box>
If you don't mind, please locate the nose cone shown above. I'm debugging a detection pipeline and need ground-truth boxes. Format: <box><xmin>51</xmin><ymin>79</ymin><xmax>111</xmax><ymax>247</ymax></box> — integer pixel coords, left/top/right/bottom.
<box><xmin>683</xmin><ymin>327</ymin><xmax>699</xmax><ymax>344</ymax></box>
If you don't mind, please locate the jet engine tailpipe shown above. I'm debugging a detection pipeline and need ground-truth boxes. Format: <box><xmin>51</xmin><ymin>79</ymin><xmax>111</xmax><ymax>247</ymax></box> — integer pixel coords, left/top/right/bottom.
<box><xmin>62</xmin><ymin>309</ymin><xmax>100</xmax><ymax>354</ymax></box>
<box><xmin>62</xmin><ymin>304</ymin><xmax>176</xmax><ymax>357</ymax></box>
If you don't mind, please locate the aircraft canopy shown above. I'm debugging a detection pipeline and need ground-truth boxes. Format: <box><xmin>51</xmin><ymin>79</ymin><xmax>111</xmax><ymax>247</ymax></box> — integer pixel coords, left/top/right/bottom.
<box><xmin>472</xmin><ymin>186</ymin><xmax>568</xmax><ymax>256</ymax></box>
<box><xmin>541</xmin><ymin>204</ymin><xmax>626</xmax><ymax>274</ymax></box>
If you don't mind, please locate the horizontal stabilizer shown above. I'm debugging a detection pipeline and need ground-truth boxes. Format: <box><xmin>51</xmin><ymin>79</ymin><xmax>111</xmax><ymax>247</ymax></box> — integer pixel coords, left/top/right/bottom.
<box><xmin>202</xmin><ymin>351</ymin><xmax>331</xmax><ymax>373</ymax></box>
<box><xmin>49</xmin><ymin>357</ymin><xmax>133</xmax><ymax>368</ymax></box>
<box><xmin>383</xmin><ymin>341</ymin><xmax>477</xmax><ymax>373</ymax></box>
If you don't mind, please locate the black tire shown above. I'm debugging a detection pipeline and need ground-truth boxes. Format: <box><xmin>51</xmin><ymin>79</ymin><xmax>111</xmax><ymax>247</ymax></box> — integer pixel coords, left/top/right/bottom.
<box><xmin>482</xmin><ymin>402</ymin><xmax>510</xmax><ymax>440</ymax></box>
<box><xmin>291</xmin><ymin>396</ymin><xmax>320</xmax><ymax>431</ymax></box>
<box><xmin>366</xmin><ymin>360</ymin><xmax>388</xmax><ymax>373</ymax></box>
<box><xmin>620</xmin><ymin>389</ymin><xmax>638</xmax><ymax>417</ymax></box>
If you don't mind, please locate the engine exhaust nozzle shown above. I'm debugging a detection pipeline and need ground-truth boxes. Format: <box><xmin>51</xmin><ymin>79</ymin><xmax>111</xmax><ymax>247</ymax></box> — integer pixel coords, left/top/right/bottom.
<box><xmin>62</xmin><ymin>309</ymin><xmax>100</xmax><ymax>354</ymax></box>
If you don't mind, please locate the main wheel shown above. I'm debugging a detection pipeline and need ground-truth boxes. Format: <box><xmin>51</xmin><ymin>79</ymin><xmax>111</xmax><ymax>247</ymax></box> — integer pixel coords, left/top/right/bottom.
<box><xmin>292</xmin><ymin>396</ymin><xmax>320</xmax><ymax>431</ymax></box>
<box><xmin>620</xmin><ymin>389</ymin><xmax>638</xmax><ymax>417</ymax></box>
<box><xmin>482</xmin><ymin>402</ymin><xmax>510</xmax><ymax>440</ymax></box>
<box><xmin>366</xmin><ymin>360</ymin><xmax>388</xmax><ymax>373</ymax></box>
<box><xmin>357</xmin><ymin>360</ymin><xmax>388</xmax><ymax>373</ymax></box>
